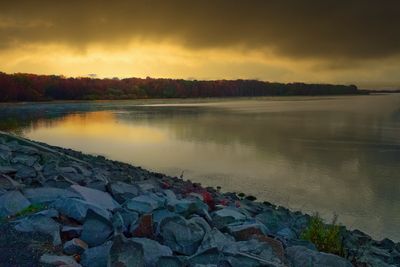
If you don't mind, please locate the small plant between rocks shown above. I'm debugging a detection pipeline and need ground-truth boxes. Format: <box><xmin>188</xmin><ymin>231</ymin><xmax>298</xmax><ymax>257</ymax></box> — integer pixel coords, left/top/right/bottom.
<box><xmin>301</xmin><ymin>213</ymin><xmax>344</xmax><ymax>256</ymax></box>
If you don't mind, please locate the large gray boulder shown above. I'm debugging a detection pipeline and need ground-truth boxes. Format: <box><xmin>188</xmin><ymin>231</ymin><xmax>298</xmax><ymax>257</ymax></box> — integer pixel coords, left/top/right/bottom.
<box><xmin>51</xmin><ymin>197</ymin><xmax>111</xmax><ymax>223</ymax></box>
<box><xmin>108</xmin><ymin>181</ymin><xmax>140</xmax><ymax>203</ymax></box>
<box><xmin>108</xmin><ymin>235</ymin><xmax>145</xmax><ymax>267</ymax></box>
<box><xmin>80</xmin><ymin>241</ymin><xmax>113</xmax><ymax>267</ymax></box>
<box><xmin>125</xmin><ymin>193</ymin><xmax>165</xmax><ymax>214</ymax></box>
<box><xmin>0</xmin><ymin>190</ymin><xmax>31</xmax><ymax>217</ymax></box>
<box><xmin>197</xmin><ymin>228</ymin><xmax>235</xmax><ymax>254</ymax></box>
<box><xmin>212</xmin><ymin>207</ymin><xmax>249</xmax><ymax>229</ymax></box>
<box><xmin>286</xmin><ymin>246</ymin><xmax>353</xmax><ymax>267</ymax></box>
<box><xmin>23</xmin><ymin>187</ymin><xmax>80</xmax><ymax>204</ymax></box>
<box><xmin>80</xmin><ymin>210</ymin><xmax>113</xmax><ymax>247</ymax></box>
<box><xmin>159</xmin><ymin>216</ymin><xmax>207</xmax><ymax>255</ymax></box>
<box><xmin>132</xmin><ymin>237</ymin><xmax>173</xmax><ymax>267</ymax></box>
<box><xmin>70</xmin><ymin>185</ymin><xmax>120</xmax><ymax>211</ymax></box>
<box><xmin>14</xmin><ymin>214</ymin><xmax>61</xmax><ymax>245</ymax></box>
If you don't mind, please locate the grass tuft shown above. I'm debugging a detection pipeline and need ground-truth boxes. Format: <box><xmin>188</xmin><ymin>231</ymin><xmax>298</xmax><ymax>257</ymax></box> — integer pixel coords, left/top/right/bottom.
<box><xmin>301</xmin><ymin>213</ymin><xmax>344</xmax><ymax>256</ymax></box>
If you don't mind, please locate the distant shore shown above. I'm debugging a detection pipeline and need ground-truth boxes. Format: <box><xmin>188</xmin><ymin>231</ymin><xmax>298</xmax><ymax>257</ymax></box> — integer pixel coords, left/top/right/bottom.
<box><xmin>0</xmin><ymin>131</ymin><xmax>398</xmax><ymax>266</ymax></box>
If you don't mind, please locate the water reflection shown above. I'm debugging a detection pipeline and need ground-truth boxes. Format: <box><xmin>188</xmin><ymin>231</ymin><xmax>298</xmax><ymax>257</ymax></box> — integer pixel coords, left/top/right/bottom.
<box><xmin>0</xmin><ymin>95</ymin><xmax>399</xmax><ymax>241</ymax></box>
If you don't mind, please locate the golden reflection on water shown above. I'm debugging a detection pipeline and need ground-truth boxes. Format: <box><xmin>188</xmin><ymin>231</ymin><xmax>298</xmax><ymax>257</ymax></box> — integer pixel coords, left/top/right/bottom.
<box><xmin>31</xmin><ymin>111</ymin><xmax>167</xmax><ymax>143</ymax></box>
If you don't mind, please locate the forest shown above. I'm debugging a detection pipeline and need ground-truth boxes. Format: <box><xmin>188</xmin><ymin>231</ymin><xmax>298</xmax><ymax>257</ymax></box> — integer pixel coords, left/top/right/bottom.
<box><xmin>0</xmin><ymin>72</ymin><xmax>361</xmax><ymax>102</ymax></box>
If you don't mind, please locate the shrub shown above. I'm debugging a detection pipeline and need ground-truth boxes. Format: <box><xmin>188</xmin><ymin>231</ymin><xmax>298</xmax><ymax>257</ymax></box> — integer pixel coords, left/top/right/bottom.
<box><xmin>301</xmin><ymin>213</ymin><xmax>344</xmax><ymax>256</ymax></box>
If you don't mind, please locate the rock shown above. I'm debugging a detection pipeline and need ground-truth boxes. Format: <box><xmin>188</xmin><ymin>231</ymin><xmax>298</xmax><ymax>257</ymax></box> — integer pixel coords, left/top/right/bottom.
<box><xmin>114</xmin><ymin>209</ymin><xmax>139</xmax><ymax>233</ymax></box>
<box><xmin>125</xmin><ymin>193</ymin><xmax>165</xmax><ymax>214</ymax></box>
<box><xmin>0</xmin><ymin>144</ymin><xmax>12</xmax><ymax>162</ymax></box>
<box><xmin>108</xmin><ymin>181</ymin><xmax>140</xmax><ymax>203</ymax></box>
<box><xmin>254</xmin><ymin>235</ymin><xmax>286</xmax><ymax>263</ymax></box>
<box><xmin>14</xmin><ymin>214</ymin><xmax>61</xmax><ymax>245</ymax></box>
<box><xmin>80</xmin><ymin>210</ymin><xmax>113</xmax><ymax>247</ymax></box>
<box><xmin>64</xmin><ymin>238</ymin><xmax>88</xmax><ymax>255</ymax></box>
<box><xmin>132</xmin><ymin>237</ymin><xmax>173</xmax><ymax>267</ymax></box>
<box><xmin>276</xmin><ymin>227</ymin><xmax>296</xmax><ymax>240</ymax></box>
<box><xmin>51</xmin><ymin>197</ymin><xmax>111</xmax><ymax>223</ymax></box>
<box><xmin>0</xmin><ymin>190</ymin><xmax>31</xmax><ymax>217</ymax></box>
<box><xmin>160</xmin><ymin>216</ymin><xmax>207</xmax><ymax>255</ymax></box>
<box><xmin>39</xmin><ymin>254</ymin><xmax>81</xmax><ymax>267</ymax></box>
<box><xmin>212</xmin><ymin>207</ymin><xmax>249</xmax><ymax>229</ymax></box>
<box><xmin>286</xmin><ymin>246</ymin><xmax>353</xmax><ymax>267</ymax></box>
<box><xmin>43</xmin><ymin>175</ymin><xmax>77</xmax><ymax>188</ymax></box>
<box><xmin>0</xmin><ymin>166</ymin><xmax>17</xmax><ymax>174</ymax></box>
<box><xmin>256</xmin><ymin>208</ymin><xmax>291</xmax><ymax>233</ymax></box>
<box><xmin>0</xmin><ymin>174</ymin><xmax>23</xmax><ymax>190</ymax></box>
<box><xmin>14</xmin><ymin>144</ymin><xmax>39</xmax><ymax>155</ymax></box>
<box><xmin>168</xmin><ymin>197</ymin><xmax>209</xmax><ymax>217</ymax></box>
<box><xmin>223</xmin><ymin>239</ymin><xmax>284</xmax><ymax>266</ymax></box>
<box><xmin>188</xmin><ymin>247</ymin><xmax>225</xmax><ymax>266</ymax></box>
<box><xmin>197</xmin><ymin>228</ymin><xmax>235</xmax><ymax>253</ymax></box>
<box><xmin>86</xmin><ymin>179</ymin><xmax>108</xmax><ymax>191</ymax></box>
<box><xmin>70</xmin><ymin>185</ymin><xmax>120</xmax><ymax>211</ymax></box>
<box><xmin>62</xmin><ymin>226</ymin><xmax>83</xmax><ymax>240</ymax></box>
<box><xmin>108</xmin><ymin>235</ymin><xmax>145</xmax><ymax>267</ymax></box>
<box><xmin>0</xmin><ymin>222</ymin><xmax>56</xmax><ymax>266</ymax></box>
<box><xmin>156</xmin><ymin>256</ymin><xmax>183</xmax><ymax>267</ymax></box>
<box><xmin>80</xmin><ymin>241</ymin><xmax>113</xmax><ymax>267</ymax></box>
<box><xmin>131</xmin><ymin>213</ymin><xmax>154</xmax><ymax>238</ymax></box>
<box><xmin>11</xmin><ymin>154</ymin><xmax>38</xmax><ymax>167</ymax></box>
<box><xmin>23</xmin><ymin>187</ymin><xmax>81</xmax><ymax>204</ymax></box>
<box><xmin>14</xmin><ymin>165</ymin><xmax>36</xmax><ymax>180</ymax></box>
<box><xmin>226</xmin><ymin>221</ymin><xmax>269</xmax><ymax>240</ymax></box>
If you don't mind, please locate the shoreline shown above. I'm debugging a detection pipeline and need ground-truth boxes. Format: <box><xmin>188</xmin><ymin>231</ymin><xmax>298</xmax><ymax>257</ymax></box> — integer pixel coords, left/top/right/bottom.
<box><xmin>0</xmin><ymin>131</ymin><xmax>398</xmax><ymax>266</ymax></box>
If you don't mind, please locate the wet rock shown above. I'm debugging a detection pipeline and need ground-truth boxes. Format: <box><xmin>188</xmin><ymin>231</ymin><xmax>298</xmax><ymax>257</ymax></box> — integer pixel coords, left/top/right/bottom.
<box><xmin>212</xmin><ymin>207</ymin><xmax>249</xmax><ymax>229</ymax></box>
<box><xmin>132</xmin><ymin>237</ymin><xmax>173</xmax><ymax>266</ymax></box>
<box><xmin>14</xmin><ymin>214</ymin><xmax>61</xmax><ymax>245</ymax></box>
<box><xmin>80</xmin><ymin>241</ymin><xmax>113</xmax><ymax>267</ymax></box>
<box><xmin>39</xmin><ymin>254</ymin><xmax>81</xmax><ymax>267</ymax></box>
<box><xmin>0</xmin><ymin>190</ymin><xmax>31</xmax><ymax>217</ymax></box>
<box><xmin>80</xmin><ymin>210</ymin><xmax>113</xmax><ymax>247</ymax></box>
<box><xmin>64</xmin><ymin>238</ymin><xmax>88</xmax><ymax>255</ymax></box>
<box><xmin>108</xmin><ymin>235</ymin><xmax>145</xmax><ymax>267</ymax></box>
<box><xmin>70</xmin><ymin>185</ymin><xmax>120</xmax><ymax>211</ymax></box>
<box><xmin>23</xmin><ymin>187</ymin><xmax>80</xmax><ymax>204</ymax></box>
<box><xmin>125</xmin><ymin>193</ymin><xmax>165</xmax><ymax>214</ymax></box>
<box><xmin>108</xmin><ymin>181</ymin><xmax>140</xmax><ymax>203</ymax></box>
<box><xmin>160</xmin><ymin>216</ymin><xmax>207</xmax><ymax>255</ymax></box>
<box><xmin>286</xmin><ymin>246</ymin><xmax>353</xmax><ymax>267</ymax></box>
<box><xmin>51</xmin><ymin>197</ymin><xmax>111</xmax><ymax>223</ymax></box>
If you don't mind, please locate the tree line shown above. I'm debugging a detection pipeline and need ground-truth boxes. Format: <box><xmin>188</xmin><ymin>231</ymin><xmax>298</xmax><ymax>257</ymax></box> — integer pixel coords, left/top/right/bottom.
<box><xmin>0</xmin><ymin>72</ymin><xmax>361</xmax><ymax>102</ymax></box>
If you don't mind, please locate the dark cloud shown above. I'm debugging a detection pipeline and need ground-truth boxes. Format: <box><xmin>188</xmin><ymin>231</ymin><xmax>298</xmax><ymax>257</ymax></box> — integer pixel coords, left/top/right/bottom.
<box><xmin>1</xmin><ymin>0</ymin><xmax>400</xmax><ymax>61</ymax></box>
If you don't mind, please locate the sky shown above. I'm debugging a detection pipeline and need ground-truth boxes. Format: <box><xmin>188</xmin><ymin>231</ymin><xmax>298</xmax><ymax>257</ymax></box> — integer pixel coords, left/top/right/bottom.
<box><xmin>0</xmin><ymin>1</ymin><xmax>400</xmax><ymax>89</ymax></box>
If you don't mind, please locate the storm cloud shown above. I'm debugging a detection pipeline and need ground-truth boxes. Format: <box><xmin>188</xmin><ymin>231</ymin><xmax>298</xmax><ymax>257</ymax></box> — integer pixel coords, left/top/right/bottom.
<box><xmin>1</xmin><ymin>0</ymin><xmax>400</xmax><ymax>61</ymax></box>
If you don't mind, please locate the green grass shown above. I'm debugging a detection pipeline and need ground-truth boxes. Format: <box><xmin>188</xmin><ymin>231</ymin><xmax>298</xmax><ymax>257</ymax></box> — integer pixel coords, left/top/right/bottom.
<box><xmin>14</xmin><ymin>204</ymin><xmax>46</xmax><ymax>217</ymax></box>
<box><xmin>301</xmin><ymin>213</ymin><xmax>344</xmax><ymax>256</ymax></box>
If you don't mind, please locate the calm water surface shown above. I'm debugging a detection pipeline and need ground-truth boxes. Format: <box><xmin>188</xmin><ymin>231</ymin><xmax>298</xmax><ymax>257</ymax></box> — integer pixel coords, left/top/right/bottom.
<box><xmin>1</xmin><ymin>95</ymin><xmax>399</xmax><ymax>241</ymax></box>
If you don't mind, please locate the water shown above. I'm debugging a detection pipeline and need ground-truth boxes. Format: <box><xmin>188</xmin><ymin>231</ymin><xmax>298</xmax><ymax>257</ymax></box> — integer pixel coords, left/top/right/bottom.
<box><xmin>1</xmin><ymin>95</ymin><xmax>400</xmax><ymax>241</ymax></box>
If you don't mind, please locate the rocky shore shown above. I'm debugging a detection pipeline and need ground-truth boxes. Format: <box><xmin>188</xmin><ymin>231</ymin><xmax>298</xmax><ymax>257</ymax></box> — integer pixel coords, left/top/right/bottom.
<box><xmin>0</xmin><ymin>131</ymin><xmax>398</xmax><ymax>267</ymax></box>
